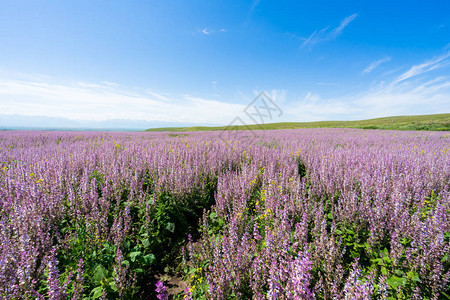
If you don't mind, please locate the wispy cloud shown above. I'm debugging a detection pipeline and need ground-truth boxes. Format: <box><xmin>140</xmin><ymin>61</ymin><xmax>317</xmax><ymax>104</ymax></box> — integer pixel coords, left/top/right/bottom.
<box><xmin>302</xmin><ymin>13</ymin><xmax>358</xmax><ymax>48</ymax></box>
<box><xmin>211</xmin><ymin>81</ymin><xmax>220</xmax><ymax>93</ymax></box>
<box><xmin>303</xmin><ymin>91</ymin><xmax>320</xmax><ymax>103</ymax></box>
<box><xmin>0</xmin><ymin>77</ymin><xmax>243</xmax><ymax>124</ymax></box>
<box><xmin>197</xmin><ymin>28</ymin><xmax>212</xmax><ymax>35</ymax></box>
<box><xmin>286</xmin><ymin>32</ymin><xmax>306</xmax><ymax>42</ymax></box>
<box><xmin>332</xmin><ymin>13</ymin><xmax>358</xmax><ymax>36</ymax></box>
<box><xmin>316</xmin><ymin>82</ymin><xmax>340</xmax><ymax>86</ymax></box>
<box><xmin>244</xmin><ymin>0</ymin><xmax>262</xmax><ymax>26</ymax></box>
<box><xmin>363</xmin><ymin>57</ymin><xmax>391</xmax><ymax>74</ymax></box>
<box><xmin>394</xmin><ymin>51</ymin><xmax>450</xmax><ymax>83</ymax></box>
<box><xmin>285</xmin><ymin>52</ymin><xmax>450</xmax><ymax>121</ymax></box>
<box><xmin>2</xmin><ymin>51</ymin><xmax>448</xmax><ymax>127</ymax></box>
<box><xmin>195</xmin><ymin>27</ymin><xmax>226</xmax><ymax>35</ymax></box>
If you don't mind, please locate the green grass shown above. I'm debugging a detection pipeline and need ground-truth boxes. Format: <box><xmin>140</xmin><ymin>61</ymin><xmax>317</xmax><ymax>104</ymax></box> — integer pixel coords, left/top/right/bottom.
<box><xmin>145</xmin><ymin>113</ymin><xmax>450</xmax><ymax>132</ymax></box>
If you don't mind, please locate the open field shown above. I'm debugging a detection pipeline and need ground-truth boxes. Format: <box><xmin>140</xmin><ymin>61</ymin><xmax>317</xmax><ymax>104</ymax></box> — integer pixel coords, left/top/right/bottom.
<box><xmin>145</xmin><ymin>113</ymin><xmax>450</xmax><ymax>132</ymax></box>
<box><xmin>0</xmin><ymin>129</ymin><xmax>449</xmax><ymax>299</ymax></box>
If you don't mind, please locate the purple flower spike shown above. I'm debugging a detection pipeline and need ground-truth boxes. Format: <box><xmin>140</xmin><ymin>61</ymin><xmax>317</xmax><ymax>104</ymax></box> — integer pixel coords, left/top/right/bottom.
<box><xmin>155</xmin><ymin>280</ymin><xmax>168</xmax><ymax>300</ymax></box>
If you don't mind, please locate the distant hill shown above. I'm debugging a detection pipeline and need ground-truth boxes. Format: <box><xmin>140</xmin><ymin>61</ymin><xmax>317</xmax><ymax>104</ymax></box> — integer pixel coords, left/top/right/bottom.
<box><xmin>145</xmin><ymin>113</ymin><xmax>450</xmax><ymax>132</ymax></box>
<box><xmin>0</xmin><ymin>114</ymin><xmax>211</xmax><ymax>131</ymax></box>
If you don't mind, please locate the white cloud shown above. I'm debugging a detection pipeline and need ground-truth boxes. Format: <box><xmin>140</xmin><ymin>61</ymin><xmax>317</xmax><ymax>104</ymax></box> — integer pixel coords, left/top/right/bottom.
<box><xmin>211</xmin><ymin>81</ymin><xmax>220</xmax><ymax>93</ymax></box>
<box><xmin>303</xmin><ymin>92</ymin><xmax>320</xmax><ymax>103</ymax></box>
<box><xmin>1</xmin><ymin>52</ymin><xmax>448</xmax><ymax>127</ymax></box>
<box><xmin>267</xmin><ymin>89</ymin><xmax>287</xmax><ymax>104</ymax></box>
<box><xmin>195</xmin><ymin>27</ymin><xmax>227</xmax><ymax>35</ymax></box>
<box><xmin>285</xmin><ymin>52</ymin><xmax>450</xmax><ymax>121</ymax></box>
<box><xmin>0</xmin><ymin>77</ymin><xmax>243</xmax><ymax>124</ymax></box>
<box><xmin>331</xmin><ymin>14</ymin><xmax>358</xmax><ymax>37</ymax></box>
<box><xmin>145</xmin><ymin>90</ymin><xmax>171</xmax><ymax>101</ymax></box>
<box><xmin>316</xmin><ymin>82</ymin><xmax>339</xmax><ymax>86</ymax></box>
<box><xmin>302</xmin><ymin>13</ymin><xmax>358</xmax><ymax>48</ymax></box>
<box><xmin>199</xmin><ymin>28</ymin><xmax>212</xmax><ymax>35</ymax></box>
<box><xmin>363</xmin><ymin>57</ymin><xmax>391</xmax><ymax>74</ymax></box>
<box><xmin>394</xmin><ymin>51</ymin><xmax>450</xmax><ymax>83</ymax></box>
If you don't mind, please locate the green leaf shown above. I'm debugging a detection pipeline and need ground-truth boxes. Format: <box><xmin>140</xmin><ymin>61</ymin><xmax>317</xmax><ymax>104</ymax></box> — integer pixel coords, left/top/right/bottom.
<box><xmin>92</xmin><ymin>265</ymin><xmax>108</xmax><ymax>285</ymax></box>
<box><xmin>386</xmin><ymin>276</ymin><xmax>406</xmax><ymax>289</ymax></box>
<box><xmin>407</xmin><ymin>271</ymin><xmax>421</xmax><ymax>283</ymax></box>
<box><xmin>130</xmin><ymin>251</ymin><xmax>142</xmax><ymax>262</ymax></box>
<box><xmin>109</xmin><ymin>281</ymin><xmax>118</xmax><ymax>292</ymax></box>
<box><xmin>165</xmin><ymin>222</ymin><xmax>175</xmax><ymax>233</ymax></box>
<box><xmin>123</xmin><ymin>240</ymin><xmax>131</xmax><ymax>251</ymax></box>
<box><xmin>102</xmin><ymin>241</ymin><xmax>115</xmax><ymax>253</ymax></box>
<box><xmin>142</xmin><ymin>238</ymin><xmax>150</xmax><ymax>248</ymax></box>
<box><xmin>122</xmin><ymin>260</ymin><xmax>130</xmax><ymax>266</ymax></box>
<box><xmin>134</xmin><ymin>268</ymin><xmax>144</xmax><ymax>274</ymax></box>
<box><xmin>371</xmin><ymin>258</ymin><xmax>383</xmax><ymax>265</ymax></box>
<box><xmin>345</xmin><ymin>229</ymin><xmax>355</xmax><ymax>235</ymax></box>
<box><xmin>91</xmin><ymin>286</ymin><xmax>104</xmax><ymax>299</ymax></box>
<box><xmin>399</xmin><ymin>237</ymin><xmax>411</xmax><ymax>246</ymax></box>
<box><xmin>142</xmin><ymin>254</ymin><xmax>155</xmax><ymax>265</ymax></box>
<box><xmin>350</xmin><ymin>250</ymin><xmax>360</xmax><ymax>259</ymax></box>
<box><xmin>444</xmin><ymin>232</ymin><xmax>450</xmax><ymax>243</ymax></box>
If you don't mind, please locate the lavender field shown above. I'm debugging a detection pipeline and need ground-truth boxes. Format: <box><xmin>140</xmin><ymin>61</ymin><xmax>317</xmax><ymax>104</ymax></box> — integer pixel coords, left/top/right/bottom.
<box><xmin>0</xmin><ymin>129</ymin><xmax>449</xmax><ymax>299</ymax></box>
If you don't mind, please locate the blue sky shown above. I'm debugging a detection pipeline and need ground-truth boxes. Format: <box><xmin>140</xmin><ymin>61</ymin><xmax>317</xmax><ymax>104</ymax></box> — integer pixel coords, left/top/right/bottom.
<box><xmin>0</xmin><ymin>0</ymin><xmax>449</xmax><ymax>126</ymax></box>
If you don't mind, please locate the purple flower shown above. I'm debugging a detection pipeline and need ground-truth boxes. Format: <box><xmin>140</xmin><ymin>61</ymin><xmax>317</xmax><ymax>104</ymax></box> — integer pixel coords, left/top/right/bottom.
<box><xmin>155</xmin><ymin>280</ymin><xmax>168</xmax><ymax>300</ymax></box>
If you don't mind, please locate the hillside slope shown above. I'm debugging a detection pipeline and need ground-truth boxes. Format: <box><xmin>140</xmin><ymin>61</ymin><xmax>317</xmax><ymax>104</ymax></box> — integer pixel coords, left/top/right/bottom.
<box><xmin>145</xmin><ymin>113</ymin><xmax>450</xmax><ymax>132</ymax></box>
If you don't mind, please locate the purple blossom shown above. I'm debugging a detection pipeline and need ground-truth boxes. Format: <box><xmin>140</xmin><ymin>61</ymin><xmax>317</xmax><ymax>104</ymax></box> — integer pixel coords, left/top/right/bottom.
<box><xmin>155</xmin><ymin>280</ymin><xmax>168</xmax><ymax>300</ymax></box>
<box><xmin>0</xmin><ymin>129</ymin><xmax>448</xmax><ymax>298</ymax></box>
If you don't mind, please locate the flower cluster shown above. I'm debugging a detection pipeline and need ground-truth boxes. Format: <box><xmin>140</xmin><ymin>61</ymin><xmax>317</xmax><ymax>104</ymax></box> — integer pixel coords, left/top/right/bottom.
<box><xmin>0</xmin><ymin>129</ymin><xmax>448</xmax><ymax>299</ymax></box>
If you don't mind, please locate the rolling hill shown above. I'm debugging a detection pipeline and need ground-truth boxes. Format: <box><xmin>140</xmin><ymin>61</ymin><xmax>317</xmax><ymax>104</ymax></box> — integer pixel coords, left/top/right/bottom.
<box><xmin>145</xmin><ymin>113</ymin><xmax>450</xmax><ymax>132</ymax></box>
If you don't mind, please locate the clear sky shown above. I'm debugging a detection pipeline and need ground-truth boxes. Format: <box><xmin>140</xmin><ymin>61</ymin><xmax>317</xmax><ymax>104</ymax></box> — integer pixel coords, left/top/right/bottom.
<box><xmin>0</xmin><ymin>0</ymin><xmax>449</xmax><ymax>126</ymax></box>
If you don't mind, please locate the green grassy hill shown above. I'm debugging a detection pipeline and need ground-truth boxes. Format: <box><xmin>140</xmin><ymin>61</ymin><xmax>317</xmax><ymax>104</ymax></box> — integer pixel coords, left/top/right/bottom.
<box><xmin>145</xmin><ymin>113</ymin><xmax>450</xmax><ymax>132</ymax></box>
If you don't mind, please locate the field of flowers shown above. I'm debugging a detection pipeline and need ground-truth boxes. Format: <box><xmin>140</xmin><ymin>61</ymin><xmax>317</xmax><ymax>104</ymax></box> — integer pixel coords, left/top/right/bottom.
<box><xmin>0</xmin><ymin>129</ymin><xmax>449</xmax><ymax>299</ymax></box>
